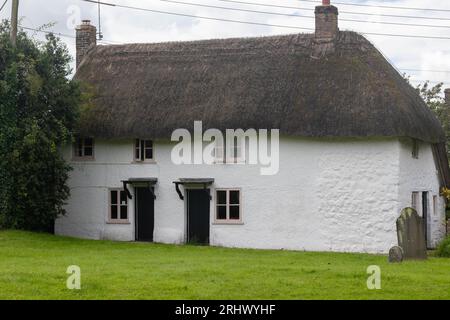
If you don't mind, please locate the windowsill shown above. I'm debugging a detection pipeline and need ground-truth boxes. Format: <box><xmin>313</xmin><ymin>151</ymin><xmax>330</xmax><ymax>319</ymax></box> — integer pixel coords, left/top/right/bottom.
<box><xmin>106</xmin><ymin>221</ymin><xmax>131</xmax><ymax>225</ymax></box>
<box><xmin>213</xmin><ymin>160</ymin><xmax>246</xmax><ymax>165</ymax></box>
<box><xmin>212</xmin><ymin>221</ymin><xmax>244</xmax><ymax>225</ymax></box>
<box><xmin>72</xmin><ymin>157</ymin><xmax>95</xmax><ymax>162</ymax></box>
<box><xmin>132</xmin><ymin>160</ymin><xmax>157</xmax><ymax>164</ymax></box>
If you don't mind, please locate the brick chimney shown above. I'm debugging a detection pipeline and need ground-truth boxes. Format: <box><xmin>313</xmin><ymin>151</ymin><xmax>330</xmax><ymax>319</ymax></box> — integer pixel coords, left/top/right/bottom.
<box><xmin>445</xmin><ymin>88</ymin><xmax>450</xmax><ymax>106</ymax></box>
<box><xmin>315</xmin><ymin>0</ymin><xmax>339</xmax><ymax>41</ymax></box>
<box><xmin>76</xmin><ymin>20</ymin><xmax>97</xmax><ymax>68</ymax></box>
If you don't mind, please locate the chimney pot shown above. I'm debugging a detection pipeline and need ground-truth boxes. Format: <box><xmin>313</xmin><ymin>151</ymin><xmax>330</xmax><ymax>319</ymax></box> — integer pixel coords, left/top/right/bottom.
<box><xmin>76</xmin><ymin>20</ymin><xmax>97</xmax><ymax>69</ymax></box>
<box><xmin>445</xmin><ymin>88</ymin><xmax>450</xmax><ymax>105</ymax></box>
<box><xmin>315</xmin><ymin>3</ymin><xmax>339</xmax><ymax>41</ymax></box>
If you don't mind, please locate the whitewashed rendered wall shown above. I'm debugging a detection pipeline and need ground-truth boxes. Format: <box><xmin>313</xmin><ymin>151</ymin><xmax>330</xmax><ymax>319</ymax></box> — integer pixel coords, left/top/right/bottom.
<box><xmin>55</xmin><ymin>137</ymin><xmax>445</xmax><ymax>253</ymax></box>
<box><xmin>398</xmin><ymin>139</ymin><xmax>446</xmax><ymax>248</ymax></box>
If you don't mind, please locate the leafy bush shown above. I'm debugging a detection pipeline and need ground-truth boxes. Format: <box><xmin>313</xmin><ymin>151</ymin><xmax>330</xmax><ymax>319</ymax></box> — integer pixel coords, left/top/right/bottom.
<box><xmin>0</xmin><ymin>20</ymin><xmax>80</xmax><ymax>231</ymax></box>
<box><xmin>436</xmin><ymin>236</ymin><xmax>450</xmax><ymax>257</ymax></box>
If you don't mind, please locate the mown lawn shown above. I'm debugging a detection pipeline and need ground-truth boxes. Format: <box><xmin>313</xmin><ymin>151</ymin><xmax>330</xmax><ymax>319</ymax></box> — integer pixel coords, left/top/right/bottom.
<box><xmin>0</xmin><ymin>230</ymin><xmax>449</xmax><ymax>300</ymax></box>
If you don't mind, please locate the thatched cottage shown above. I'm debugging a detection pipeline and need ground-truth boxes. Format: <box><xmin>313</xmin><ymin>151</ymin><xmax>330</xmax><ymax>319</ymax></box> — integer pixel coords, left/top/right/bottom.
<box><xmin>56</xmin><ymin>1</ymin><xmax>450</xmax><ymax>253</ymax></box>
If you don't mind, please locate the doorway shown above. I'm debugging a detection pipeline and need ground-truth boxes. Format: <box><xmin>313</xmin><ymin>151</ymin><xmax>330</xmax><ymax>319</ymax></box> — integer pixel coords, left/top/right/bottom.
<box><xmin>135</xmin><ymin>187</ymin><xmax>155</xmax><ymax>242</ymax></box>
<box><xmin>186</xmin><ymin>189</ymin><xmax>210</xmax><ymax>245</ymax></box>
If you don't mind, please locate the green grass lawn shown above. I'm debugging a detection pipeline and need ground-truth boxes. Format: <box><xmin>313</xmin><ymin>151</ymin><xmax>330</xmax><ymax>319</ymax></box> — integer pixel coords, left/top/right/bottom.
<box><xmin>0</xmin><ymin>230</ymin><xmax>449</xmax><ymax>300</ymax></box>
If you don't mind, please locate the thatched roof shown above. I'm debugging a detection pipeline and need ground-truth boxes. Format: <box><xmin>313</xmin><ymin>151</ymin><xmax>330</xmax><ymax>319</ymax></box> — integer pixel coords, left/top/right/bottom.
<box><xmin>432</xmin><ymin>143</ymin><xmax>450</xmax><ymax>188</ymax></box>
<box><xmin>75</xmin><ymin>31</ymin><xmax>445</xmax><ymax>143</ymax></box>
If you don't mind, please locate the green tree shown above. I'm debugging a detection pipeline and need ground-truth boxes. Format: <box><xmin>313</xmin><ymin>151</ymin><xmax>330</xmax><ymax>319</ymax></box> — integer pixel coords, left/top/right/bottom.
<box><xmin>0</xmin><ymin>21</ymin><xmax>80</xmax><ymax>231</ymax></box>
<box><xmin>415</xmin><ymin>81</ymin><xmax>450</xmax><ymax>160</ymax></box>
<box><xmin>403</xmin><ymin>74</ymin><xmax>450</xmax><ymax>160</ymax></box>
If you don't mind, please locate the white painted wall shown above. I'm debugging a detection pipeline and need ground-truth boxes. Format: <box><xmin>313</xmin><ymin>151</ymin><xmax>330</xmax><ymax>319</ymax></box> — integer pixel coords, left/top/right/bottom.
<box><xmin>55</xmin><ymin>137</ymin><xmax>446</xmax><ymax>253</ymax></box>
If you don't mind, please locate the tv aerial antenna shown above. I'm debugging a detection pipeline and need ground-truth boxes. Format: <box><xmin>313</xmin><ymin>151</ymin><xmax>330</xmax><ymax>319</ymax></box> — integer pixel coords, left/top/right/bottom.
<box><xmin>97</xmin><ymin>0</ymin><xmax>103</xmax><ymax>40</ymax></box>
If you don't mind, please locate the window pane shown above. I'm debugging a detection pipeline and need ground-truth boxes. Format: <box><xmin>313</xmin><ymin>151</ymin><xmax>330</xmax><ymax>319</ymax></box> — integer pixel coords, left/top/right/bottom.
<box><xmin>140</xmin><ymin>140</ymin><xmax>145</xmax><ymax>160</ymax></box>
<box><xmin>77</xmin><ymin>139</ymin><xmax>83</xmax><ymax>157</ymax></box>
<box><xmin>230</xmin><ymin>206</ymin><xmax>240</xmax><ymax>220</ymax></box>
<box><xmin>120</xmin><ymin>206</ymin><xmax>128</xmax><ymax>220</ymax></box>
<box><xmin>145</xmin><ymin>148</ymin><xmax>153</xmax><ymax>159</ymax></box>
<box><xmin>217</xmin><ymin>191</ymin><xmax>226</xmax><ymax>205</ymax></box>
<box><xmin>234</xmin><ymin>143</ymin><xmax>240</xmax><ymax>158</ymax></box>
<box><xmin>217</xmin><ymin>206</ymin><xmax>226</xmax><ymax>220</ymax></box>
<box><xmin>111</xmin><ymin>205</ymin><xmax>118</xmax><ymax>219</ymax></box>
<box><xmin>145</xmin><ymin>140</ymin><xmax>153</xmax><ymax>149</ymax></box>
<box><xmin>214</xmin><ymin>140</ymin><xmax>224</xmax><ymax>159</ymax></box>
<box><xmin>84</xmin><ymin>147</ymin><xmax>93</xmax><ymax>156</ymax></box>
<box><xmin>135</xmin><ymin>139</ymin><xmax>141</xmax><ymax>160</ymax></box>
<box><xmin>230</xmin><ymin>191</ymin><xmax>240</xmax><ymax>205</ymax></box>
<box><xmin>120</xmin><ymin>191</ymin><xmax>127</xmax><ymax>205</ymax></box>
<box><xmin>111</xmin><ymin>191</ymin><xmax>117</xmax><ymax>204</ymax></box>
<box><xmin>84</xmin><ymin>138</ymin><xmax>93</xmax><ymax>147</ymax></box>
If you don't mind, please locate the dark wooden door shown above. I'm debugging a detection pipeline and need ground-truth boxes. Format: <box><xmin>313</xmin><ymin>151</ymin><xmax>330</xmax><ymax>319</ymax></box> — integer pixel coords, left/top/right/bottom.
<box><xmin>136</xmin><ymin>187</ymin><xmax>154</xmax><ymax>242</ymax></box>
<box><xmin>187</xmin><ymin>189</ymin><xmax>210</xmax><ymax>245</ymax></box>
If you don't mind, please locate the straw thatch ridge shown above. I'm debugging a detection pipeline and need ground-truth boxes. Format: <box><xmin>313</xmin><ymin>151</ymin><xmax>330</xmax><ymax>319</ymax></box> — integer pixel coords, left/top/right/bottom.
<box><xmin>75</xmin><ymin>31</ymin><xmax>445</xmax><ymax>143</ymax></box>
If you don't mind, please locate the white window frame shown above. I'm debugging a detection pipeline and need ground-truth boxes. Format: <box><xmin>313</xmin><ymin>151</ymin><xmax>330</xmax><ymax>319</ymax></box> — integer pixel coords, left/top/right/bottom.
<box><xmin>214</xmin><ymin>139</ymin><xmax>245</xmax><ymax>164</ymax></box>
<box><xmin>134</xmin><ymin>139</ymin><xmax>154</xmax><ymax>162</ymax></box>
<box><xmin>108</xmin><ymin>189</ymin><xmax>129</xmax><ymax>224</ymax></box>
<box><xmin>214</xmin><ymin>188</ymin><xmax>243</xmax><ymax>224</ymax></box>
<box><xmin>73</xmin><ymin>137</ymin><xmax>95</xmax><ymax>161</ymax></box>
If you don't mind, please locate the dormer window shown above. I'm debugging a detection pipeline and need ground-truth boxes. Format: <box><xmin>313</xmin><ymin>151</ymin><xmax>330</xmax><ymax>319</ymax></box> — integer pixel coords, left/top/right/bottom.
<box><xmin>135</xmin><ymin>139</ymin><xmax>153</xmax><ymax>162</ymax></box>
<box><xmin>73</xmin><ymin>137</ymin><xmax>94</xmax><ymax>160</ymax></box>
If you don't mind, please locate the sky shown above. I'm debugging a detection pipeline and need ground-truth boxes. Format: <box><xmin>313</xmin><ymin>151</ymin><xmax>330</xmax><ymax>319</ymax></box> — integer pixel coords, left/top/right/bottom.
<box><xmin>1</xmin><ymin>0</ymin><xmax>449</xmax><ymax>89</ymax></box>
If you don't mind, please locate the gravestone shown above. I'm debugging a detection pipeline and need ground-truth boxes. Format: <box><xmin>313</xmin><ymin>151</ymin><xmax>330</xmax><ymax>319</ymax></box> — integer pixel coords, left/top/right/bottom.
<box><xmin>388</xmin><ymin>246</ymin><xmax>403</xmax><ymax>263</ymax></box>
<box><xmin>396</xmin><ymin>208</ymin><xmax>427</xmax><ymax>260</ymax></box>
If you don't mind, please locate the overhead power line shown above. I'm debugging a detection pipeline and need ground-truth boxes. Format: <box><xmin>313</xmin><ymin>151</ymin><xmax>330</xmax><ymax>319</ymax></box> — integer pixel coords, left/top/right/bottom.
<box><xmin>214</xmin><ymin>0</ymin><xmax>450</xmax><ymax>22</ymax></box>
<box><xmin>18</xmin><ymin>26</ymin><xmax>449</xmax><ymax>84</ymax></box>
<box><xmin>81</xmin><ymin>0</ymin><xmax>314</xmax><ymax>31</ymax></box>
<box><xmin>20</xmin><ymin>25</ymin><xmax>119</xmax><ymax>44</ymax></box>
<box><xmin>361</xmin><ymin>32</ymin><xmax>450</xmax><ymax>40</ymax></box>
<box><xmin>295</xmin><ymin>0</ymin><xmax>450</xmax><ymax>13</ymax></box>
<box><xmin>21</xmin><ymin>26</ymin><xmax>75</xmax><ymax>39</ymax></box>
<box><xmin>408</xmin><ymin>79</ymin><xmax>448</xmax><ymax>84</ymax></box>
<box><xmin>80</xmin><ymin>0</ymin><xmax>450</xmax><ymax>40</ymax></box>
<box><xmin>0</xmin><ymin>0</ymin><xmax>8</xmax><ymax>12</ymax></box>
<box><xmin>21</xmin><ymin>25</ymin><xmax>450</xmax><ymax>77</ymax></box>
<box><xmin>160</xmin><ymin>0</ymin><xmax>450</xmax><ymax>29</ymax></box>
<box><xmin>400</xmin><ymin>68</ymin><xmax>450</xmax><ymax>74</ymax></box>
